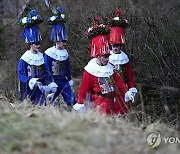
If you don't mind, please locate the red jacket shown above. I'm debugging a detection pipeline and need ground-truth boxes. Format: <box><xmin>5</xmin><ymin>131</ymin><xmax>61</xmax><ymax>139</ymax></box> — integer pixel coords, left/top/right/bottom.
<box><xmin>78</xmin><ymin>70</ymin><xmax>128</xmax><ymax>115</ymax></box>
<box><xmin>109</xmin><ymin>51</ymin><xmax>136</xmax><ymax>89</ymax></box>
<box><xmin>120</xmin><ymin>61</ymin><xmax>136</xmax><ymax>88</ymax></box>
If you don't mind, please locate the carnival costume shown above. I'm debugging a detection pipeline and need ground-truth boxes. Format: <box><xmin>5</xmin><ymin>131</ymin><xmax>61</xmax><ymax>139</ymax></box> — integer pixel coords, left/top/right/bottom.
<box><xmin>73</xmin><ymin>16</ymin><xmax>134</xmax><ymax>115</ymax></box>
<box><xmin>44</xmin><ymin>7</ymin><xmax>76</xmax><ymax>106</ymax></box>
<box><xmin>18</xmin><ymin>9</ymin><xmax>46</xmax><ymax>105</ymax></box>
<box><xmin>108</xmin><ymin>9</ymin><xmax>138</xmax><ymax>113</ymax></box>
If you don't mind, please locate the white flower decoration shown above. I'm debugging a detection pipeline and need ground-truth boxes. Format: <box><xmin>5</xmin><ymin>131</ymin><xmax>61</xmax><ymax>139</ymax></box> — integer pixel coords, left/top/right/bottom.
<box><xmin>123</xmin><ymin>19</ymin><xmax>128</xmax><ymax>23</ymax></box>
<box><xmin>114</xmin><ymin>17</ymin><xmax>120</xmax><ymax>20</ymax></box>
<box><xmin>61</xmin><ymin>14</ymin><xmax>65</xmax><ymax>19</ymax></box>
<box><xmin>50</xmin><ymin>16</ymin><xmax>56</xmax><ymax>21</ymax></box>
<box><xmin>22</xmin><ymin>17</ymin><xmax>28</xmax><ymax>24</ymax></box>
<box><xmin>32</xmin><ymin>16</ymin><xmax>38</xmax><ymax>20</ymax></box>
<box><xmin>88</xmin><ymin>27</ymin><xmax>93</xmax><ymax>33</ymax></box>
<box><xmin>99</xmin><ymin>24</ymin><xmax>105</xmax><ymax>27</ymax></box>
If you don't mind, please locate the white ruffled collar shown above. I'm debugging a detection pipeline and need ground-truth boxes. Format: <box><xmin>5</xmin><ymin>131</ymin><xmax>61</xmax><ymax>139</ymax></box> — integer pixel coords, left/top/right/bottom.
<box><xmin>45</xmin><ymin>46</ymin><xmax>68</xmax><ymax>61</ymax></box>
<box><xmin>21</xmin><ymin>50</ymin><xmax>44</xmax><ymax>66</ymax></box>
<box><xmin>84</xmin><ymin>58</ymin><xmax>114</xmax><ymax>77</ymax></box>
<box><xmin>109</xmin><ymin>50</ymin><xmax>129</xmax><ymax>65</ymax></box>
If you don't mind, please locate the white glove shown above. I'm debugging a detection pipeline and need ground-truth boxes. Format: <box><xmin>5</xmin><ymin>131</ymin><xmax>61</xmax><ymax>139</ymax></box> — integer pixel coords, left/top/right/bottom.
<box><xmin>124</xmin><ymin>91</ymin><xmax>135</xmax><ymax>103</ymax></box>
<box><xmin>41</xmin><ymin>85</ymin><xmax>51</xmax><ymax>92</ymax></box>
<box><xmin>73</xmin><ymin>103</ymin><xmax>86</xmax><ymax>113</ymax></box>
<box><xmin>36</xmin><ymin>81</ymin><xmax>45</xmax><ymax>93</ymax></box>
<box><xmin>129</xmin><ymin>87</ymin><xmax>138</xmax><ymax>97</ymax></box>
<box><xmin>37</xmin><ymin>82</ymin><xmax>51</xmax><ymax>93</ymax></box>
<box><xmin>48</xmin><ymin>82</ymin><xmax>58</xmax><ymax>93</ymax></box>
<box><xmin>28</xmin><ymin>78</ymin><xmax>39</xmax><ymax>90</ymax></box>
<box><xmin>47</xmin><ymin>93</ymin><xmax>55</xmax><ymax>102</ymax></box>
<box><xmin>69</xmin><ymin>80</ymin><xmax>74</xmax><ymax>86</ymax></box>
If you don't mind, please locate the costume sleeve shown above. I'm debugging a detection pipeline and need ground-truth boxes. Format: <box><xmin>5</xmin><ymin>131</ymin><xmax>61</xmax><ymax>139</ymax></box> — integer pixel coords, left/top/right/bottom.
<box><xmin>78</xmin><ymin>70</ymin><xmax>92</xmax><ymax>104</ymax></box>
<box><xmin>18</xmin><ymin>59</ymin><xmax>31</xmax><ymax>83</ymax></box>
<box><xmin>113</xmin><ymin>71</ymin><xmax>128</xmax><ymax>98</ymax></box>
<box><xmin>124</xmin><ymin>62</ymin><xmax>136</xmax><ymax>88</ymax></box>
<box><xmin>44</xmin><ymin>54</ymin><xmax>53</xmax><ymax>84</ymax></box>
<box><xmin>65</xmin><ymin>58</ymin><xmax>72</xmax><ymax>81</ymax></box>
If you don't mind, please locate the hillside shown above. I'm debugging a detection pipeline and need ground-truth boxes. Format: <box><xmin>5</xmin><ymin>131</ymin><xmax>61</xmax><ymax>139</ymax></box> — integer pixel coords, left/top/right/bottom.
<box><xmin>0</xmin><ymin>95</ymin><xmax>179</xmax><ymax>154</ymax></box>
<box><xmin>0</xmin><ymin>0</ymin><xmax>179</xmax><ymax>153</ymax></box>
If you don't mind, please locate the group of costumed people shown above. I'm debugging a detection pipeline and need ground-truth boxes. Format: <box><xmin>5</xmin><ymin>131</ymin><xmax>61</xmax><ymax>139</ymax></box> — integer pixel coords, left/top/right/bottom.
<box><xmin>18</xmin><ymin>7</ymin><xmax>76</xmax><ymax>107</ymax></box>
<box><xmin>18</xmin><ymin>7</ymin><xmax>138</xmax><ymax>116</ymax></box>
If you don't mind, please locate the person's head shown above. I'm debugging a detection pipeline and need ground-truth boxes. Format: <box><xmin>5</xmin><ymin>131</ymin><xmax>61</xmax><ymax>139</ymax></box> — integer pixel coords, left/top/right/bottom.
<box><xmin>30</xmin><ymin>41</ymin><xmax>41</xmax><ymax>52</ymax></box>
<box><xmin>55</xmin><ymin>40</ymin><xmax>66</xmax><ymax>50</ymax></box>
<box><xmin>96</xmin><ymin>54</ymin><xmax>110</xmax><ymax>66</ymax></box>
<box><xmin>111</xmin><ymin>43</ymin><xmax>122</xmax><ymax>54</ymax></box>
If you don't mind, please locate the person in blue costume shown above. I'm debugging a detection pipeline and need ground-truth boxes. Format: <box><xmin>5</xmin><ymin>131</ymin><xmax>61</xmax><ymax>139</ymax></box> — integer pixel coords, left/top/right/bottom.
<box><xmin>44</xmin><ymin>7</ymin><xmax>76</xmax><ymax>107</ymax></box>
<box><xmin>18</xmin><ymin>9</ymin><xmax>47</xmax><ymax>105</ymax></box>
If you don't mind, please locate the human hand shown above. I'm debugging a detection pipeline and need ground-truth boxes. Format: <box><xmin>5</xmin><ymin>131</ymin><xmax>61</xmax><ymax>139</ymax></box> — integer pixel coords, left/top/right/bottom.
<box><xmin>73</xmin><ymin>103</ymin><xmax>86</xmax><ymax>113</ymax></box>
<box><xmin>129</xmin><ymin>87</ymin><xmax>138</xmax><ymax>97</ymax></box>
<box><xmin>124</xmin><ymin>91</ymin><xmax>135</xmax><ymax>103</ymax></box>
<box><xmin>48</xmin><ymin>82</ymin><xmax>58</xmax><ymax>93</ymax></box>
<box><xmin>69</xmin><ymin>80</ymin><xmax>74</xmax><ymax>86</ymax></box>
<box><xmin>28</xmin><ymin>78</ymin><xmax>39</xmax><ymax>90</ymax></box>
<box><xmin>36</xmin><ymin>81</ymin><xmax>45</xmax><ymax>93</ymax></box>
<box><xmin>47</xmin><ymin>93</ymin><xmax>55</xmax><ymax>103</ymax></box>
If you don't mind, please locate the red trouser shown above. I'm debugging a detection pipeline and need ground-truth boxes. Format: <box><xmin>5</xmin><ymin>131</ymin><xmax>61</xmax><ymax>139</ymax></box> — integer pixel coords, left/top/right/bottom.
<box><xmin>91</xmin><ymin>94</ymin><xmax>128</xmax><ymax>116</ymax></box>
<box><xmin>93</xmin><ymin>96</ymin><xmax>114</xmax><ymax>115</ymax></box>
<box><xmin>113</xmin><ymin>96</ymin><xmax>129</xmax><ymax>115</ymax></box>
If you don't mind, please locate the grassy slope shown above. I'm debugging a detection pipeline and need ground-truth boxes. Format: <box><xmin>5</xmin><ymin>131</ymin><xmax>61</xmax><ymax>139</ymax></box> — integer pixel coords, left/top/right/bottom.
<box><xmin>0</xmin><ymin>96</ymin><xmax>179</xmax><ymax>154</ymax></box>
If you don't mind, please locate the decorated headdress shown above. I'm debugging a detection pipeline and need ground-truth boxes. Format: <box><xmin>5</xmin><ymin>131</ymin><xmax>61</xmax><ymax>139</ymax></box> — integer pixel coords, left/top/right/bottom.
<box><xmin>86</xmin><ymin>16</ymin><xmax>110</xmax><ymax>57</ymax></box>
<box><xmin>19</xmin><ymin>9</ymin><xmax>43</xmax><ymax>44</ymax></box>
<box><xmin>108</xmin><ymin>9</ymin><xmax>128</xmax><ymax>44</ymax></box>
<box><xmin>48</xmin><ymin>6</ymin><xmax>67</xmax><ymax>42</ymax></box>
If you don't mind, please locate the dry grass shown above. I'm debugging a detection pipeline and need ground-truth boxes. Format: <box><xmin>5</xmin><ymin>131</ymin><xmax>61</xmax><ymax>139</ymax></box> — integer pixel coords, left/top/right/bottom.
<box><xmin>0</xmin><ymin>95</ymin><xmax>179</xmax><ymax>154</ymax></box>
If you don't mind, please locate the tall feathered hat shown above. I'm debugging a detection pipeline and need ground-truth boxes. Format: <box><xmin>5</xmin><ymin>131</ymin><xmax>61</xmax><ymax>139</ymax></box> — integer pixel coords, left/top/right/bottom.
<box><xmin>19</xmin><ymin>9</ymin><xmax>43</xmax><ymax>44</ymax></box>
<box><xmin>108</xmin><ymin>9</ymin><xmax>128</xmax><ymax>44</ymax></box>
<box><xmin>48</xmin><ymin>6</ymin><xmax>67</xmax><ymax>42</ymax></box>
<box><xmin>86</xmin><ymin>16</ymin><xmax>110</xmax><ymax>57</ymax></box>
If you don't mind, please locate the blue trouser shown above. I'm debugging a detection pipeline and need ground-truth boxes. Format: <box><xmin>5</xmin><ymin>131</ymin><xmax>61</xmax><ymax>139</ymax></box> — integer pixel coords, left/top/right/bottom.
<box><xmin>52</xmin><ymin>80</ymin><xmax>77</xmax><ymax>106</ymax></box>
<box><xmin>20</xmin><ymin>83</ymin><xmax>46</xmax><ymax>106</ymax></box>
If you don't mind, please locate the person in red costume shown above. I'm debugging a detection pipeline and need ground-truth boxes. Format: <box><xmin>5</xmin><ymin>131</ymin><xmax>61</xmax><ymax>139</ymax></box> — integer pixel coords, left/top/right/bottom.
<box><xmin>108</xmin><ymin>9</ymin><xmax>138</xmax><ymax>114</ymax></box>
<box><xmin>73</xmin><ymin>17</ymin><xmax>135</xmax><ymax>115</ymax></box>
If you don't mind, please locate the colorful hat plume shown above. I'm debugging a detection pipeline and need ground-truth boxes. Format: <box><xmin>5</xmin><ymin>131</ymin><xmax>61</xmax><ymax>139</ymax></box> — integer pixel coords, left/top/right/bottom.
<box><xmin>86</xmin><ymin>16</ymin><xmax>110</xmax><ymax>57</ymax></box>
<box><xmin>19</xmin><ymin>9</ymin><xmax>43</xmax><ymax>44</ymax></box>
<box><xmin>108</xmin><ymin>9</ymin><xmax>128</xmax><ymax>44</ymax></box>
<box><xmin>48</xmin><ymin>6</ymin><xmax>67</xmax><ymax>42</ymax></box>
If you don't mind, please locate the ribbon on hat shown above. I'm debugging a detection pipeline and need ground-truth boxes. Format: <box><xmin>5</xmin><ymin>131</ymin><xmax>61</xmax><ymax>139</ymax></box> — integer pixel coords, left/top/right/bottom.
<box><xmin>20</xmin><ymin>25</ymin><xmax>42</xmax><ymax>43</ymax></box>
<box><xmin>47</xmin><ymin>6</ymin><xmax>67</xmax><ymax>42</ymax></box>
<box><xmin>50</xmin><ymin>22</ymin><xmax>67</xmax><ymax>42</ymax></box>
<box><xmin>19</xmin><ymin>9</ymin><xmax>43</xmax><ymax>43</ymax></box>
